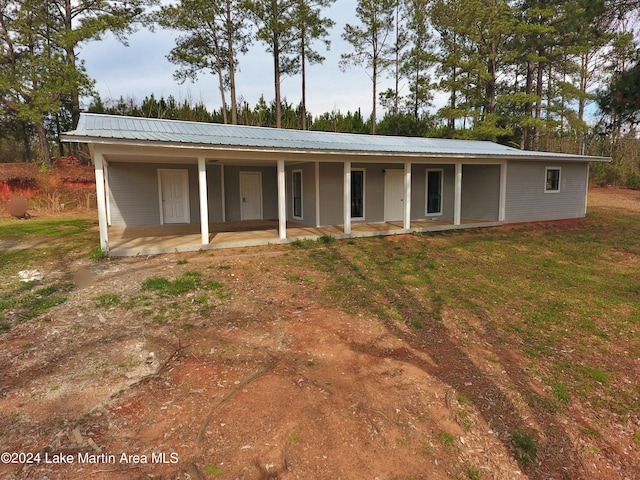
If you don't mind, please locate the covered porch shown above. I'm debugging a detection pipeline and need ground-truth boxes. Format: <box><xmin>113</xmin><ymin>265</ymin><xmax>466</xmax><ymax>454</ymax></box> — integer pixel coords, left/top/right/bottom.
<box><xmin>106</xmin><ymin>217</ymin><xmax>501</xmax><ymax>256</ymax></box>
<box><xmin>92</xmin><ymin>151</ymin><xmax>507</xmax><ymax>256</ymax></box>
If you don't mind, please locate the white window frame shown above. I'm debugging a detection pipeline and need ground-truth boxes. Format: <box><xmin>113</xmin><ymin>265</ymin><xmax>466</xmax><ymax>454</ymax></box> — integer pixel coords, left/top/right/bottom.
<box><xmin>351</xmin><ymin>168</ymin><xmax>366</xmax><ymax>220</ymax></box>
<box><xmin>425</xmin><ymin>168</ymin><xmax>444</xmax><ymax>216</ymax></box>
<box><xmin>292</xmin><ymin>169</ymin><xmax>303</xmax><ymax>220</ymax></box>
<box><xmin>545</xmin><ymin>167</ymin><xmax>561</xmax><ymax>193</ymax></box>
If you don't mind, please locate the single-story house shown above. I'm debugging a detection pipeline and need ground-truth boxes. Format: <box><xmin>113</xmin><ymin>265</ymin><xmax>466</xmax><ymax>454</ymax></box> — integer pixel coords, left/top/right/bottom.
<box><xmin>61</xmin><ymin>113</ymin><xmax>610</xmax><ymax>256</ymax></box>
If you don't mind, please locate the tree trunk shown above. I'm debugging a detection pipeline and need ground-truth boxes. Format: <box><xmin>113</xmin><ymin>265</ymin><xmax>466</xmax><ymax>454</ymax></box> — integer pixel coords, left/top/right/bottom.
<box><xmin>64</xmin><ymin>0</ymin><xmax>80</xmax><ymax>130</ymax></box>
<box><xmin>212</xmin><ymin>26</ymin><xmax>229</xmax><ymax>124</ymax></box>
<box><xmin>36</xmin><ymin>120</ymin><xmax>52</xmax><ymax>165</ymax></box>
<box><xmin>534</xmin><ymin>55</ymin><xmax>544</xmax><ymax>151</ymax></box>
<box><xmin>486</xmin><ymin>43</ymin><xmax>497</xmax><ymax>116</ymax></box>
<box><xmin>521</xmin><ymin>59</ymin><xmax>535</xmax><ymax>150</ymax></box>
<box><xmin>372</xmin><ymin>56</ymin><xmax>377</xmax><ymax>135</ymax></box>
<box><xmin>272</xmin><ymin>0</ymin><xmax>282</xmax><ymax>128</ymax></box>
<box><xmin>226</xmin><ymin>0</ymin><xmax>238</xmax><ymax>124</ymax></box>
<box><xmin>301</xmin><ymin>32</ymin><xmax>307</xmax><ymax>130</ymax></box>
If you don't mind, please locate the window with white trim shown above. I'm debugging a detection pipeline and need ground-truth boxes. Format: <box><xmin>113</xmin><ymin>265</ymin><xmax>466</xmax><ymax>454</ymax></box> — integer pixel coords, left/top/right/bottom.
<box><xmin>426</xmin><ymin>169</ymin><xmax>443</xmax><ymax>215</ymax></box>
<box><xmin>351</xmin><ymin>169</ymin><xmax>365</xmax><ymax>219</ymax></box>
<box><xmin>292</xmin><ymin>170</ymin><xmax>303</xmax><ymax>219</ymax></box>
<box><xmin>545</xmin><ymin>167</ymin><xmax>561</xmax><ymax>193</ymax></box>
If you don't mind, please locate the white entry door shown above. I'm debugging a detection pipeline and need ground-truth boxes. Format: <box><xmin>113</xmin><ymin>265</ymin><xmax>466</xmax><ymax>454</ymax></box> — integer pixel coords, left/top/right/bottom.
<box><xmin>384</xmin><ymin>169</ymin><xmax>404</xmax><ymax>222</ymax></box>
<box><xmin>240</xmin><ymin>172</ymin><xmax>263</xmax><ymax>220</ymax></box>
<box><xmin>158</xmin><ymin>169</ymin><xmax>190</xmax><ymax>224</ymax></box>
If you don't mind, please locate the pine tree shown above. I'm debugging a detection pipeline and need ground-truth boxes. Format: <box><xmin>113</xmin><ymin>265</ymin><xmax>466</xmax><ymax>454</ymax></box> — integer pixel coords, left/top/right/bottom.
<box><xmin>245</xmin><ymin>0</ymin><xmax>297</xmax><ymax>128</ymax></box>
<box><xmin>340</xmin><ymin>0</ymin><xmax>396</xmax><ymax>135</ymax></box>
<box><xmin>290</xmin><ymin>0</ymin><xmax>335</xmax><ymax>129</ymax></box>
<box><xmin>0</xmin><ymin>0</ymin><xmax>92</xmax><ymax>164</ymax></box>
<box><xmin>154</xmin><ymin>0</ymin><xmax>249</xmax><ymax>124</ymax></box>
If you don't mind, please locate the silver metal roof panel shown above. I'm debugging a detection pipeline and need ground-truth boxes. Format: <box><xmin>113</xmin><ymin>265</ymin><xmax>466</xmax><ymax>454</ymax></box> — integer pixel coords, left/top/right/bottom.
<box><xmin>62</xmin><ymin>113</ymin><xmax>610</xmax><ymax>161</ymax></box>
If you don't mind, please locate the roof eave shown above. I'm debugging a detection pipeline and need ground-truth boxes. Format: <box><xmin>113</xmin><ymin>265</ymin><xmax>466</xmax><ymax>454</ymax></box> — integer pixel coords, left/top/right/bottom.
<box><xmin>60</xmin><ymin>134</ymin><xmax>612</xmax><ymax>163</ymax></box>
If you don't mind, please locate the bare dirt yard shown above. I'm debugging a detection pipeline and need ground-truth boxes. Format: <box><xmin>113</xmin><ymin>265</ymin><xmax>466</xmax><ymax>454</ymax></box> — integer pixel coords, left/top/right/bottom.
<box><xmin>0</xmin><ymin>187</ymin><xmax>639</xmax><ymax>480</ymax></box>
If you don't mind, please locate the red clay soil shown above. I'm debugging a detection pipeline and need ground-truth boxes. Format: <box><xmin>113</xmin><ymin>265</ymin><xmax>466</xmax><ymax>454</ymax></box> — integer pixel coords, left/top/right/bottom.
<box><xmin>0</xmin><ymin>186</ymin><xmax>638</xmax><ymax>480</ymax></box>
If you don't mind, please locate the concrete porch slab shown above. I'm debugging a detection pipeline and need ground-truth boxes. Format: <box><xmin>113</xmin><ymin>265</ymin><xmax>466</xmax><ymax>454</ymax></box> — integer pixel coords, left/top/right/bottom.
<box><xmin>106</xmin><ymin>218</ymin><xmax>500</xmax><ymax>256</ymax></box>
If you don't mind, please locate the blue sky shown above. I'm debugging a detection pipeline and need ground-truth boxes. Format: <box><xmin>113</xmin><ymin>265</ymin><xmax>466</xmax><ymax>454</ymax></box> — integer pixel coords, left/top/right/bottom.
<box><xmin>79</xmin><ymin>0</ymin><xmax>405</xmax><ymax>119</ymax></box>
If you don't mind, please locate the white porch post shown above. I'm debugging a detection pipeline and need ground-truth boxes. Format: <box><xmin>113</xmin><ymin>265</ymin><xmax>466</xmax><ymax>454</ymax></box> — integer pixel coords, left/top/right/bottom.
<box><xmin>499</xmin><ymin>161</ymin><xmax>507</xmax><ymax>222</ymax></box>
<box><xmin>454</xmin><ymin>162</ymin><xmax>462</xmax><ymax>226</ymax></box>
<box><xmin>277</xmin><ymin>159</ymin><xmax>287</xmax><ymax>239</ymax></box>
<box><xmin>103</xmin><ymin>160</ymin><xmax>112</xmax><ymax>226</ymax></box>
<box><xmin>198</xmin><ymin>157</ymin><xmax>209</xmax><ymax>245</ymax></box>
<box><xmin>344</xmin><ymin>161</ymin><xmax>351</xmax><ymax>234</ymax></box>
<box><xmin>93</xmin><ymin>149</ymin><xmax>109</xmax><ymax>252</ymax></box>
<box><xmin>403</xmin><ymin>162</ymin><xmax>412</xmax><ymax>230</ymax></box>
<box><xmin>315</xmin><ymin>161</ymin><xmax>321</xmax><ymax>228</ymax></box>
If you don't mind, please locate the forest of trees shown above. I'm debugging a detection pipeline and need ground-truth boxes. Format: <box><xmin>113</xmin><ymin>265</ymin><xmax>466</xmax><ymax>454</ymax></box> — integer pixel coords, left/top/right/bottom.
<box><xmin>1</xmin><ymin>0</ymin><xmax>640</xmax><ymax>187</ymax></box>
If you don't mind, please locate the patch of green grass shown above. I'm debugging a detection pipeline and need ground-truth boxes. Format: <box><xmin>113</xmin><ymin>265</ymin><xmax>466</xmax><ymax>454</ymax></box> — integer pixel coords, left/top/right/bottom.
<box><xmin>437</xmin><ymin>430</ymin><xmax>457</xmax><ymax>450</ymax></box>
<box><xmin>410</xmin><ymin>318</ymin><xmax>424</xmax><ymax>329</ymax></box>
<box><xmin>465</xmin><ymin>466</ymin><xmax>481</xmax><ymax>480</ymax></box>
<box><xmin>203</xmin><ymin>463</ymin><xmax>223</xmax><ymax>476</ymax></box>
<box><xmin>141</xmin><ymin>276</ymin><xmax>172</xmax><ymax>292</ymax></box>
<box><xmin>287</xmin><ymin>432</ymin><xmax>299</xmax><ymax>442</ymax></box>
<box><xmin>510</xmin><ymin>429</ymin><xmax>537</xmax><ymax>465</ymax></box>
<box><xmin>579</xmin><ymin>425</ymin><xmax>601</xmax><ymax>438</ymax></box>
<box><xmin>95</xmin><ymin>293</ymin><xmax>120</xmax><ymax>308</ymax></box>
<box><xmin>88</xmin><ymin>245</ymin><xmax>108</xmax><ymax>261</ymax></box>
<box><xmin>582</xmin><ymin>366</ymin><xmax>610</xmax><ymax>386</ymax></box>
<box><xmin>291</xmin><ymin>238</ymin><xmax>316</xmax><ymax>248</ymax></box>
<box><xmin>0</xmin><ymin>218</ymin><xmax>98</xmax><ymax>276</ymax></box>
<box><xmin>141</xmin><ymin>271</ymin><xmax>202</xmax><ymax>296</ymax></box>
<box><xmin>317</xmin><ymin>234</ymin><xmax>336</xmax><ymax>245</ymax></box>
<box><xmin>0</xmin><ymin>218</ymin><xmax>91</xmax><ymax>238</ymax></box>
<box><xmin>13</xmin><ymin>282</ymin><xmax>73</xmax><ymax>322</ymax></box>
<box><xmin>419</xmin><ymin>442</ymin><xmax>431</xmax><ymax>456</ymax></box>
<box><xmin>176</xmin><ymin>259</ymin><xmax>188</xmax><ymax>265</ymax></box>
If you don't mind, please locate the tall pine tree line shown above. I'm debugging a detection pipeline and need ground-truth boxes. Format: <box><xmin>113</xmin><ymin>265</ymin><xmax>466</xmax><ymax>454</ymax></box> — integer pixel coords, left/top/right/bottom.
<box><xmin>2</xmin><ymin>0</ymin><xmax>640</xmax><ymax>186</ymax></box>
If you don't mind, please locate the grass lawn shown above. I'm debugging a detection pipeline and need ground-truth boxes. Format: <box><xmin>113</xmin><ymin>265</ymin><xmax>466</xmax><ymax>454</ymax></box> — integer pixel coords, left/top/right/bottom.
<box><xmin>304</xmin><ymin>211</ymin><xmax>640</xmax><ymax>414</ymax></box>
<box><xmin>0</xmin><ymin>201</ymin><xmax>638</xmax><ymax>478</ymax></box>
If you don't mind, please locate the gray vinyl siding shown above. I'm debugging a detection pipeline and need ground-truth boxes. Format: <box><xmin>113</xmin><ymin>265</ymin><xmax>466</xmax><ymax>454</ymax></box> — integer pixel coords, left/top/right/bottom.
<box><xmin>206</xmin><ymin>164</ymin><xmax>224</xmax><ymax>222</ymax></box>
<box><xmin>224</xmin><ymin>165</ymin><xmax>278</xmax><ymax>221</ymax></box>
<box><xmin>356</xmin><ymin>163</ymin><xmax>392</xmax><ymax>223</ymax></box>
<box><xmin>411</xmin><ymin>164</ymin><xmax>426</xmax><ymax>219</ymax></box>
<box><xmin>286</xmin><ymin>162</ymin><xmax>316</xmax><ymax>226</ymax></box>
<box><xmin>318</xmin><ymin>162</ymin><xmax>344</xmax><ymax>226</ymax></box>
<box><xmin>505</xmin><ymin>161</ymin><xmax>588</xmax><ymax>223</ymax></box>
<box><xmin>412</xmin><ymin>164</ymin><xmax>455</xmax><ymax>221</ymax></box>
<box><xmin>108</xmin><ymin>163</ymin><xmax>199</xmax><ymax>227</ymax></box>
<box><xmin>461</xmin><ymin>164</ymin><xmax>501</xmax><ymax>221</ymax></box>
<box><xmin>441</xmin><ymin>165</ymin><xmax>456</xmax><ymax>220</ymax></box>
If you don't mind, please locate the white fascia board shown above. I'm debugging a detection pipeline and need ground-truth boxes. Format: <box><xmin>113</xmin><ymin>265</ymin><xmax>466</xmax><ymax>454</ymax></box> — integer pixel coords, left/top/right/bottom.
<box><xmin>62</xmin><ymin>134</ymin><xmax>612</xmax><ymax>164</ymax></box>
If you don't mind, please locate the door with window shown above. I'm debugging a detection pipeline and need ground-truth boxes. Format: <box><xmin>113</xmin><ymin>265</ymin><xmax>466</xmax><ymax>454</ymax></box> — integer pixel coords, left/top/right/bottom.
<box><xmin>240</xmin><ymin>172</ymin><xmax>263</xmax><ymax>220</ymax></box>
<box><xmin>158</xmin><ymin>169</ymin><xmax>190</xmax><ymax>224</ymax></box>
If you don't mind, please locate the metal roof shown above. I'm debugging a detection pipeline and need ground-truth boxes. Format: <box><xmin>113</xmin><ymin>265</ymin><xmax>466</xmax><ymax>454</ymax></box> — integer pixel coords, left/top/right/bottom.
<box><xmin>62</xmin><ymin>113</ymin><xmax>610</xmax><ymax>162</ymax></box>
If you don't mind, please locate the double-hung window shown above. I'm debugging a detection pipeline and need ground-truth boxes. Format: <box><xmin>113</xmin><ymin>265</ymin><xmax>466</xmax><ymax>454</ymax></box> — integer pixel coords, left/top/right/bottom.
<box><xmin>545</xmin><ymin>167</ymin><xmax>561</xmax><ymax>193</ymax></box>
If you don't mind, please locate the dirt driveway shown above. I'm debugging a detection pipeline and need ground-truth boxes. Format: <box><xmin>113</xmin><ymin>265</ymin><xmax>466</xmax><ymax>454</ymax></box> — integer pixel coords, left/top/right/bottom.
<box><xmin>0</xmin><ymin>187</ymin><xmax>638</xmax><ymax>480</ymax></box>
